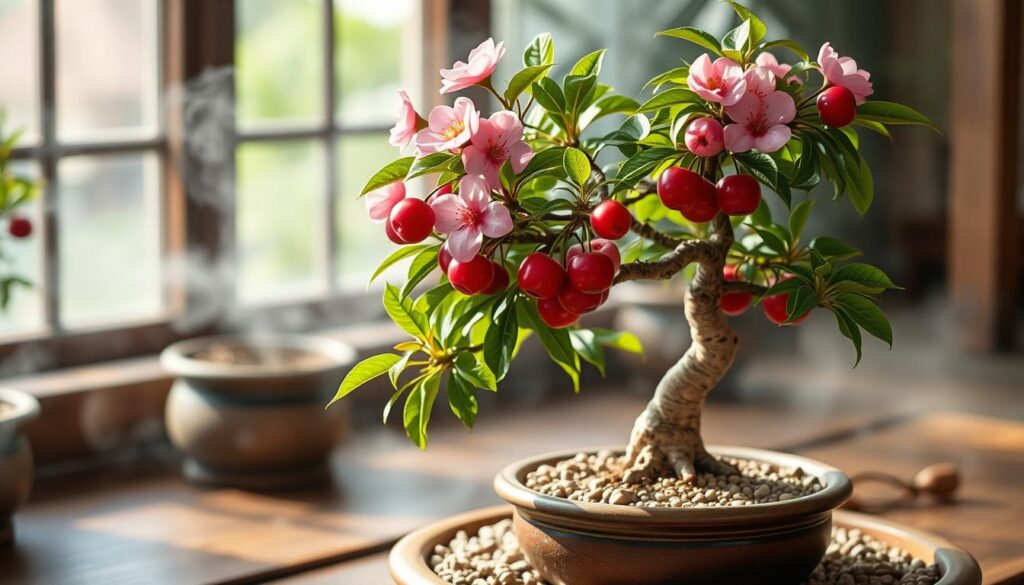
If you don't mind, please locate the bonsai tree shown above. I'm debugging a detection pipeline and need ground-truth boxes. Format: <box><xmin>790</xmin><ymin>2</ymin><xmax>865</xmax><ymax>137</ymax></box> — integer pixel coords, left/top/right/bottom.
<box><xmin>333</xmin><ymin>2</ymin><xmax>935</xmax><ymax>482</ymax></box>
<box><xmin>0</xmin><ymin>114</ymin><xmax>37</xmax><ymax>310</ymax></box>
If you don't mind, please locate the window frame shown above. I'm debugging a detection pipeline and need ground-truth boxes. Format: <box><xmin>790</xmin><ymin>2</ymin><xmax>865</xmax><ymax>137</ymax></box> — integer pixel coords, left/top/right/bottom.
<box><xmin>0</xmin><ymin>0</ymin><xmax>451</xmax><ymax>372</ymax></box>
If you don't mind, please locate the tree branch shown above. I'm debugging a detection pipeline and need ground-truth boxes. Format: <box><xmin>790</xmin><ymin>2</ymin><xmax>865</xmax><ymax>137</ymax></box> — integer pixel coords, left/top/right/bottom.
<box><xmin>722</xmin><ymin>280</ymin><xmax>769</xmax><ymax>296</ymax></box>
<box><xmin>631</xmin><ymin>218</ymin><xmax>684</xmax><ymax>249</ymax></box>
<box><xmin>615</xmin><ymin>239</ymin><xmax>719</xmax><ymax>283</ymax></box>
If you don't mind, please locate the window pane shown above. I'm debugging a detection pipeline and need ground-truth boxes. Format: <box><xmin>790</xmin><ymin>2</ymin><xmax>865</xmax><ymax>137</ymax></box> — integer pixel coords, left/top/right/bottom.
<box><xmin>0</xmin><ymin>0</ymin><xmax>40</xmax><ymax>143</ymax></box>
<box><xmin>55</xmin><ymin>0</ymin><xmax>160</xmax><ymax>142</ymax></box>
<box><xmin>236</xmin><ymin>0</ymin><xmax>324</xmax><ymax>129</ymax></box>
<box><xmin>334</xmin><ymin>0</ymin><xmax>412</xmax><ymax>127</ymax></box>
<box><xmin>336</xmin><ymin>133</ymin><xmax>400</xmax><ymax>288</ymax></box>
<box><xmin>0</xmin><ymin>162</ymin><xmax>44</xmax><ymax>337</ymax></box>
<box><xmin>237</xmin><ymin>140</ymin><xmax>326</xmax><ymax>303</ymax></box>
<box><xmin>58</xmin><ymin>153</ymin><xmax>162</xmax><ymax>327</ymax></box>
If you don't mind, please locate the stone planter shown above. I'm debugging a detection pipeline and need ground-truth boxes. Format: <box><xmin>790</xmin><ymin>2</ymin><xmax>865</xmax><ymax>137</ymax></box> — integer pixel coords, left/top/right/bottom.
<box><xmin>161</xmin><ymin>334</ymin><xmax>356</xmax><ymax>490</ymax></box>
<box><xmin>0</xmin><ymin>388</ymin><xmax>40</xmax><ymax>548</ymax></box>
<box><xmin>389</xmin><ymin>505</ymin><xmax>981</xmax><ymax>585</ymax></box>
<box><xmin>493</xmin><ymin>446</ymin><xmax>853</xmax><ymax>585</ymax></box>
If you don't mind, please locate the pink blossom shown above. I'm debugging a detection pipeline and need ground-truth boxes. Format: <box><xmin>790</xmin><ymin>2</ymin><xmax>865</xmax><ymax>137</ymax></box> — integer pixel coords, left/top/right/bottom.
<box><xmin>724</xmin><ymin>90</ymin><xmax>796</xmax><ymax>153</ymax></box>
<box><xmin>440</xmin><ymin>38</ymin><xmax>506</xmax><ymax>94</ymax></box>
<box><xmin>755</xmin><ymin>52</ymin><xmax>799</xmax><ymax>84</ymax></box>
<box><xmin>685</xmin><ymin>117</ymin><xmax>725</xmax><ymax>157</ymax></box>
<box><xmin>431</xmin><ymin>175</ymin><xmax>513</xmax><ymax>262</ymax></box>
<box><xmin>364</xmin><ymin>181</ymin><xmax>407</xmax><ymax>222</ymax></box>
<box><xmin>687</xmin><ymin>54</ymin><xmax>747</xmax><ymax>106</ymax></box>
<box><xmin>817</xmin><ymin>43</ymin><xmax>874</xmax><ymax>105</ymax></box>
<box><xmin>743</xmin><ymin>66</ymin><xmax>777</xmax><ymax>98</ymax></box>
<box><xmin>461</xmin><ymin>111</ymin><xmax>533</xmax><ymax>192</ymax></box>
<box><xmin>415</xmin><ymin>97</ymin><xmax>480</xmax><ymax>154</ymax></box>
<box><xmin>389</xmin><ymin>90</ymin><xmax>423</xmax><ymax>149</ymax></box>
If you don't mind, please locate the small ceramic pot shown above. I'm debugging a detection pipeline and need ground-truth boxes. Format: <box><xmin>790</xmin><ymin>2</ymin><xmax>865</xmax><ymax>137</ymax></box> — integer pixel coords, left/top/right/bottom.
<box><xmin>494</xmin><ymin>446</ymin><xmax>852</xmax><ymax>585</ymax></box>
<box><xmin>0</xmin><ymin>388</ymin><xmax>40</xmax><ymax>548</ymax></box>
<box><xmin>389</xmin><ymin>505</ymin><xmax>981</xmax><ymax>585</ymax></box>
<box><xmin>161</xmin><ymin>334</ymin><xmax>356</xmax><ymax>489</ymax></box>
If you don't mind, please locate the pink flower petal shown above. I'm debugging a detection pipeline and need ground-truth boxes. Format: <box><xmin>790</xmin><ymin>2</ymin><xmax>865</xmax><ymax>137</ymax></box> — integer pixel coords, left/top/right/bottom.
<box><xmin>430</xmin><ymin>194</ymin><xmax>464</xmax><ymax>233</ymax></box>
<box><xmin>508</xmin><ymin>141</ymin><xmax>534</xmax><ymax>174</ymax></box>
<box><xmin>753</xmin><ymin>125</ymin><xmax>792</xmax><ymax>153</ymax></box>
<box><xmin>723</xmin><ymin>124</ymin><xmax>756</xmax><ymax>153</ymax></box>
<box><xmin>462</xmin><ymin>144</ymin><xmax>489</xmax><ymax>177</ymax></box>
<box><xmin>763</xmin><ymin>91</ymin><xmax>796</xmax><ymax>125</ymax></box>
<box><xmin>447</xmin><ymin>225</ymin><xmax>483</xmax><ymax>262</ymax></box>
<box><xmin>481</xmin><ymin>202</ymin><xmax>513</xmax><ymax>238</ymax></box>
<box><xmin>365</xmin><ymin>182</ymin><xmax>406</xmax><ymax>222</ymax></box>
<box><xmin>459</xmin><ymin>175</ymin><xmax>491</xmax><ymax>212</ymax></box>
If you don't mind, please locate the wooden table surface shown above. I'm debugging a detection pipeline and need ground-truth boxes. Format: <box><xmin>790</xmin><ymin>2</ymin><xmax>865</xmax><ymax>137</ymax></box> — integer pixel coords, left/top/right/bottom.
<box><xmin>1</xmin><ymin>389</ymin><xmax>1021</xmax><ymax>585</ymax></box>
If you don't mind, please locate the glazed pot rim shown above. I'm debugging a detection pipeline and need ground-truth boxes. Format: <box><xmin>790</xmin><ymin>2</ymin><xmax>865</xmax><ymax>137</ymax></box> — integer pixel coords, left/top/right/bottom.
<box><xmin>494</xmin><ymin>445</ymin><xmax>852</xmax><ymax>531</ymax></box>
<box><xmin>160</xmin><ymin>333</ymin><xmax>357</xmax><ymax>380</ymax></box>
<box><xmin>0</xmin><ymin>388</ymin><xmax>41</xmax><ymax>428</ymax></box>
<box><xmin>388</xmin><ymin>505</ymin><xmax>981</xmax><ymax>585</ymax></box>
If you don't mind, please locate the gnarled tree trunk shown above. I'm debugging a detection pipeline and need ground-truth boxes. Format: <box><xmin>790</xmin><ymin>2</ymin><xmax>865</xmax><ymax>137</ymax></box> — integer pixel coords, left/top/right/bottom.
<box><xmin>623</xmin><ymin>214</ymin><xmax>739</xmax><ymax>483</ymax></box>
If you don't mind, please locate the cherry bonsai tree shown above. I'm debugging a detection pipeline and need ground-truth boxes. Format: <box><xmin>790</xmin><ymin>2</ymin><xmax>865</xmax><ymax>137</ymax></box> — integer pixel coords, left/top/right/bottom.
<box><xmin>333</xmin><ymin>2</ymin><xmax>935</xmax><ymax>483</ymax></box>
<box><xmin>0</xmin><ymin>114</ymin><xmax>37</xmax><ymax>310</ymax></box>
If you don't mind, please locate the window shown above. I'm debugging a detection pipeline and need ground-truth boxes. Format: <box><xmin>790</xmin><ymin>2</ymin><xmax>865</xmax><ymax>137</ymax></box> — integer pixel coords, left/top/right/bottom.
<box><xmin>0</xmin><ymin>0</ymin><xmax>433</xmax><ymax>370</ymax></box>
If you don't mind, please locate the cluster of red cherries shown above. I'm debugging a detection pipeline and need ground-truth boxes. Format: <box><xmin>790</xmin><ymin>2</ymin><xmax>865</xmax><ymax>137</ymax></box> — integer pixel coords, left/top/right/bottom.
<box><xmin>721</xmin><ymin>265</ymin><xmax>809</xmax><ymax>326</ymax></box>
<box><xmin>6</xmin><ymin>216</ymin><xmax>32</xmax><ymax>239</ymax></box>
<box><xmin>657</xmin><ymin>167</ymin><xmax>761</xmax><ymax>223</ymax></box>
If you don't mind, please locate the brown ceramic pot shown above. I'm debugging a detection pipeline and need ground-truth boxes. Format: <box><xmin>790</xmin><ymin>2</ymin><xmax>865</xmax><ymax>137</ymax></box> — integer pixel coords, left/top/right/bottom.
<box><xmin>389</xmin><ymin>505</ymin><xmax>980</xmax><ymax>585</ymax></box>
<box><xmin>161</xmin><ymin>334</ymin><xmax>356</xmax><ymax>489</ymax></box>
<box><xmin>0</xmin><ymin>389</ymin><xmax>40</xmax><ymax>548</ymax></box>
<box><xmin>494</xmin><ymin>446</ymin><xmax>852</xmax><ymax>585</ymax></box>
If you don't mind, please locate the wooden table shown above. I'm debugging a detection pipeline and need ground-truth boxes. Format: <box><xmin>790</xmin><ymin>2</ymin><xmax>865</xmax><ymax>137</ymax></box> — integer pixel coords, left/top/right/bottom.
<box><xmin>1</xmin><ymin>390</ymin><xmax>1021</xmax><ymax>585</ymax></box>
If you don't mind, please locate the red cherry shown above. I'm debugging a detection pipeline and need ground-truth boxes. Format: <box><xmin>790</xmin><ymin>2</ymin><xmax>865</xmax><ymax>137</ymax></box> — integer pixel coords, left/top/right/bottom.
<box><xmin>657</xmin><ymin>167</ymin><xmax>719</xmax><ymax>222</ymax></box>
<box><xmin>482</xmin><ymin>261</ymin><xmax>510</xmax><ymax>294</ymax></box>
<box><xmin>438</xmin><ymin>246</ymin><xmax>453</xmax><ymax>272</ymax></box>
<box><xmin>721</xmin><ymin>264</ymin><xmax>753</xmax><ymax>316</ymax></box>
<box><xmin>557</xmin><ymin>282</ymin><xmax>605</xmax><ymax>314</ymax></box>
<box><xmin>537</xmin><ymin>297</ymin><xmax>578</xmax><ymax>329</ymax></box>
<box><xmin>567</xmin><ymin>252</ymin><xmax>616</xmax><ymax>294</ymax></box>
<box><xmin>590</xmin><ymin>200</ymin><xmax>631</xmax><ymax>240</ymax></box>
<box><xmin>448</xmin><ymin>255</ymin><xmax>495</xmax><ymax>295</ymax></box>
<box><xmin>388</xmin><ymin>198</ymin><xmax>435</xmax><ymax>244</ymax></box>
<box><xmin>517</xmin><ymin>253</ymin><xmax>564</xmax><ymax>299</ymax></box>
<box><xmin>817</xmin><ymin>86</ymin><xmax>857</xmax><ymax>128</ymax></box>
<box><xmin>436</xmin><ymin>182</ymin><xmax>453</xmax><ymax>196</ymax></box>
<box><xmin>716</xmin><ymin>175</ymin><xmax>761</xmax><ymax>216</ymax></box>
<box><xmin>762</xmin><ymin>278</ymin><xmax>811</xmax><ymax>327</ymax></box>
<box><xmin>385</xmin><ymin>220</ymin><xmax>407</xmax><ymax>244</ymax></box>
<box><xmin>568</xmin><ymin>239</ymin><xmax>620</xmax><ymax>273</ymax></box>
<box><xmin>8</xmin><ymin>216</ymin><xmax>32</xmax><ymax>239</ymax></box>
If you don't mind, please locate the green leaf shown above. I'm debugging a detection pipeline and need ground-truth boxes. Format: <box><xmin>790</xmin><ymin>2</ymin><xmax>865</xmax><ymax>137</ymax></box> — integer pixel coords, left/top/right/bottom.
<box><xmin>331</xmin><ymin>353</ymin><xmax>403</xmax><ymax>404</ymax></box>
<box><xmin>636</xmin><ymin>88</ymin><xmax>701</xmax><ymax>113</ymax></box>
<box><xmin>851</xmin><ymin>118</ymin><xmax>892</xmax><ymax>139</ymax></box>
<box><xmin>570</xmin><ymin>49</ymin><xmax>607</xmax><ymax>76</ymax></box>
<box><xmin>592</xmin><ymin>328</ymin><xmax>644</xmax><ymax>354</ymax></box>
<box><xmin>579</xmin><ymin>95</ymin><xmax>639</xmax><ymax>130</ymax></box>
<box><xmin>835</xmin><ymin>293</ymin><xmax>892</xmax><ymax>347</ymax></box>
<box><xmin>643</xmin><ymin>66</ymin><xmax>689</xmax><ymax>91</ymax></box>
<box><xmin>722</xmin><ymin>19</ymin><xmax>752</xmax><ymax>53</ymax></box>
<box><xmin>447</xmin><ymin>373</ymin><xmax>479</xmax><ymax>429</ymax></box>
<box><xmin>788</xmin><ymin>200</ymin><xmax>814</xmax><ymax>241</ymax></box>
<box><xmin>724</xmin><ymin>2</ymin><xmax>767</xmax><ymax>45</ymax></box>
<box><xmin>846</xmin><ymin>154</ymin><xmax>874</xmax><ymax>215</ymax></box>
<box><xmin>407</xmin><ymin>152</ymin><xmax>457</xmax><ymax>180</ymax></box>
<box><xmin>504</xmin><ymin>64</ymin><xmax>555</xmax><ymax>104</ymax></box>
<box><xmin>389</xmin><ymin>351</ymin><xmax>414</xmax><ymax>388</ymax></box>
<box><xmin>370</xmin><ymin>244</ymin><xmax>431</xmax><ymax>284</ymax></box>
<box><xmin>734</xmin><ymin>151</ymin><xmax>779</xmax><ymax>187</ymax></box>
<box><xmin>856</xmin><ymin>101</ymin><xmax>939</xmax><ymax>132</ymax></box>
<box><xmin>403</xmin><ymin>369</ymin><xmax>441</xmax><ymax>449</ymax></box>
<box><xmin>752</xmin><ymin>225</ymin><xmax>788</xmax><ymax>255</ymax></box>
<box><xmin>809</xmin><ymin>236</ymin><xmax>862</xmax><ymax>260</ymax></box>
<box><xmin>563</xmin><ymin>147</ymin><xmax>591</xmax><ymax>186</ymax></box>
<box><xmin>523</xmin><ymin>33</ymin><xmax>554</xmax><ymax>67</ymax></box>
<box><xmin>758</xmin><ymin>39</ymin><xmax>809</xmax><ymax>63</ymax></box>
<box><xmin>570</xmin><ymin>329</ymin><xmax>606</xmax><ymax>376</ymax></box>
<box><xmin>785</xmin><ymin>286</ymin><xmax>819</xmax><ymax>322</ymax></box>
<box><xmin>657</xmin><ymin>27</ymin><xmax>724</xmax><ymax>56</ymax></box>
<box><xmin>384</xmin><ymin>282</ymin><xmax>428</xmax><ymax>339</ymax></box>
<box><xmin>531</xmin><ymin>77</ymin><xmax>566</xmax><ymax>114</ymax></box>
<box><xmin>831</xmin><ymin>263</ymin><xmax>898</xmax><ymax>290</ymax></box>
<box><xmin>563</xmin><ymin>74</ymin><xmax>598</xmax><ymax>116</ymax></box>
<box><xmin>454</xmin><ymin>352</ymin><xmax>497</xmax><ymax>392</ymax></box>
<box><xmin>834</xmin><ymin>308</ymin><xmax>863</xmax><ymax>367</ymax></box>
<box><xmin>402</xmin><ymin>246</ymin><xmax>441</xmax><ymax>298</ymax></box>
<box><xmin>415</xmin><ymin>282</ymin><xmax>455</xmax><ymax>316</ymax></box>
<box><xmin>484</xmin><ymin>293</ymin><xmax>519</xmax><ymax>380</ymax></box>
<box><xmin>615</xmin><ymin>147</ymin><xmax>678</xmax><ymax>187</ymax></box>
<box><xmin>516</xmin><ymin>302</ymin><xmax>580</xmax><ymax>393</ymax></box>
<box><xmin>360</xmin><ymin>157</ymin><xmax>414</xmax><ymax>196</ymax></box>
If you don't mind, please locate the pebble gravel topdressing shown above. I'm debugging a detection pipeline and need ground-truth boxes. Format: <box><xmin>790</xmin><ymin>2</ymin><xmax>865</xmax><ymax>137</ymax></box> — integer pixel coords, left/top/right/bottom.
<box><xmin>524</xmin><ymin>450</ymin><xmax>823</xmax><ymax>507</ymax></box>
<box><xmin>430</xmin><ymin>519</ymin><xmax>941</xmax><ymax>585</ymax></box>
